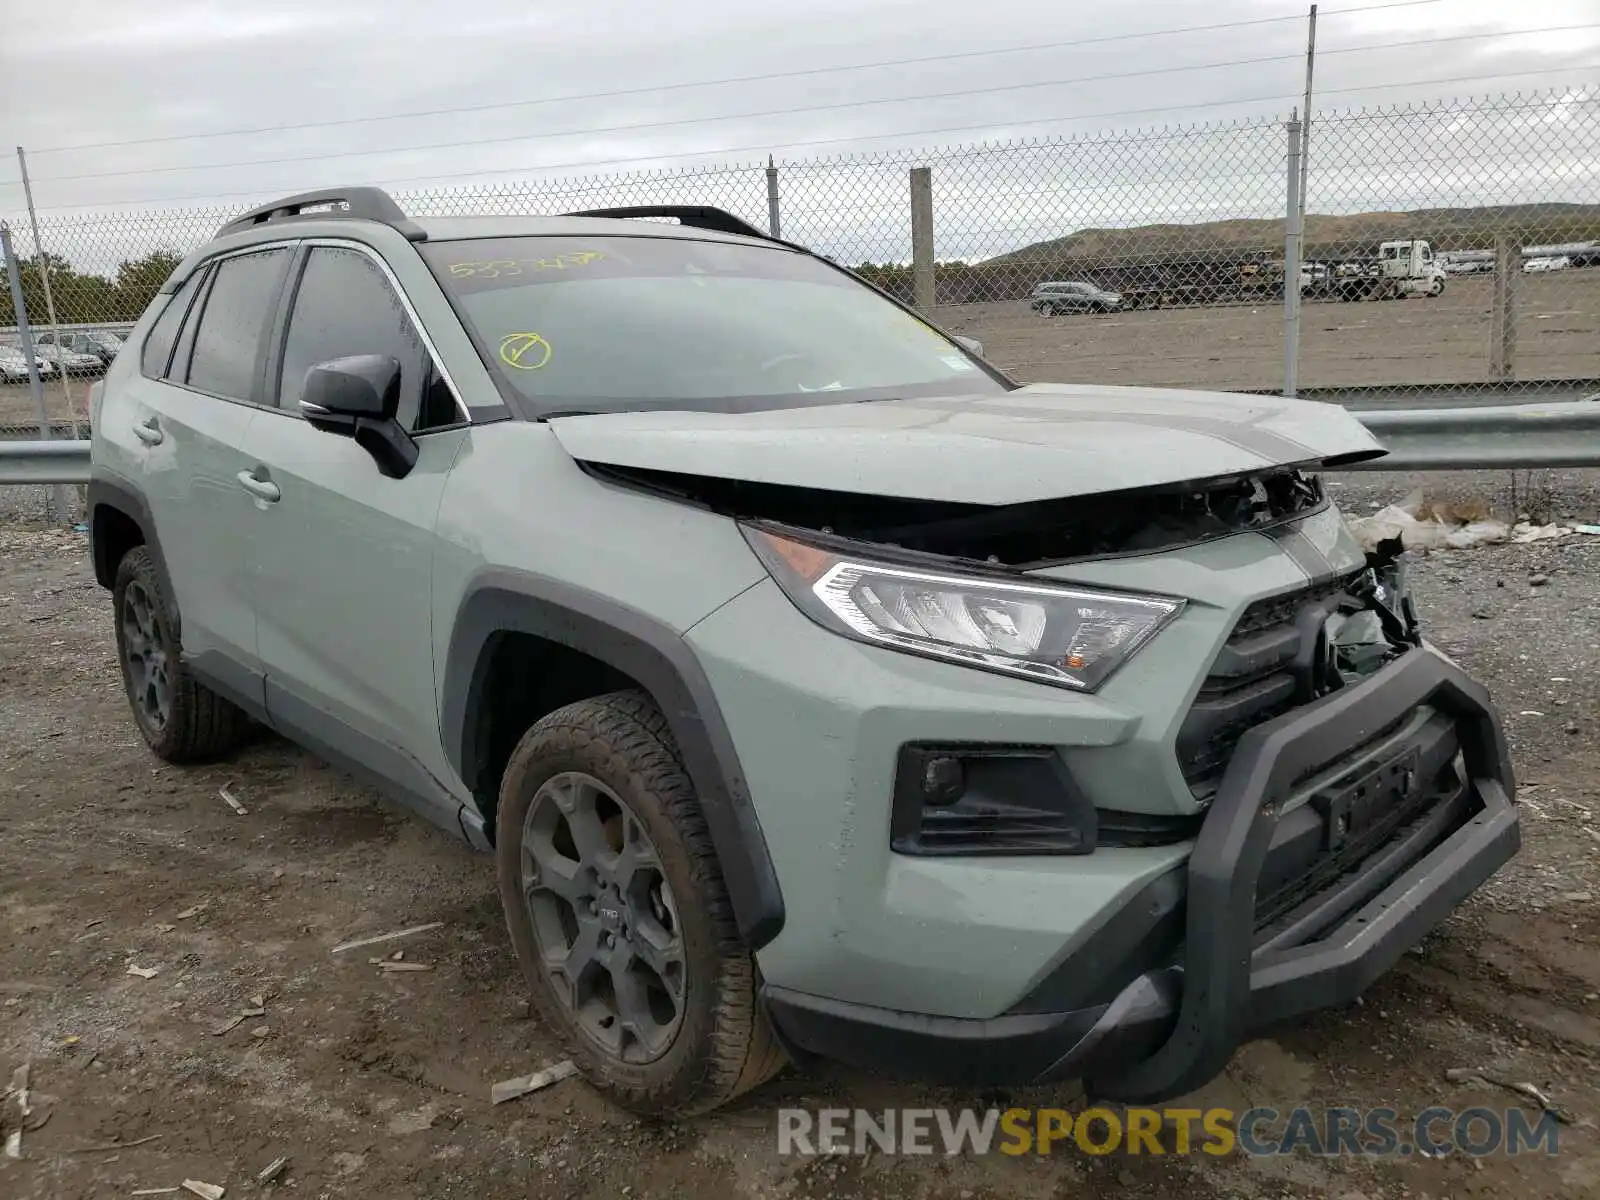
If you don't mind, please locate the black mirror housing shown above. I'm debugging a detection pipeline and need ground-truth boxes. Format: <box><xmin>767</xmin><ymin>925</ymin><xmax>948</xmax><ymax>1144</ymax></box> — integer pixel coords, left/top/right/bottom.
<box><xmin>298</xmin><ymin>354</ymin><xmax>418</xmax><ymax>479</ymax></box>
<box><xmin>299</xmin><ymin>353</ymin><xmax>401</xmax><ymax>421</ymax></box>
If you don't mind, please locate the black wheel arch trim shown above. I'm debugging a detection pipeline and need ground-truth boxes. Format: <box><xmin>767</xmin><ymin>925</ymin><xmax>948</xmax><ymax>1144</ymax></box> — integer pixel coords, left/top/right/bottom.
<box><xmin>440</xmin><ymin>570</ymin><xmax>785</xmax><ymax>949</ymax></box>
<box><xmin>87</xmin><ymin>478</ymin><xmax>180</xmax><ymax>636</ymax></box>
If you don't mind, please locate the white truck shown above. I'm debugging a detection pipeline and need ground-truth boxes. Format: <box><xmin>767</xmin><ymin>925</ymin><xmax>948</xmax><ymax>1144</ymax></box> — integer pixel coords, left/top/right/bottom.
<box><xmin>1324</xmin><ymin>239</ymin><xmax>1447</xmax><ymax>301</ymax></box>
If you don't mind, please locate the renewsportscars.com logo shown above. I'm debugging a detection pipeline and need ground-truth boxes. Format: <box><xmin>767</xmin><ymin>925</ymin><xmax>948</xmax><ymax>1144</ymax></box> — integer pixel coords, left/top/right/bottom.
<box><xmin>777</xmin><ymin>1106</ymin><xmax>1562</xmax><ymax>1158</ymax></box>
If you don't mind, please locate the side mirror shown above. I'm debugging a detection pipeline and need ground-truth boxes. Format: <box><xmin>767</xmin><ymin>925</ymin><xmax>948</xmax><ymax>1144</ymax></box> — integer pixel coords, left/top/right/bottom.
<box><xmin>299</xmin><ymin>354</ymin><xmax>417</xmax><ymax>479</ymax></box>
<box><xmin>300</xmin><ymin>353</ymin><xmax>400</xmax><ymax>421</ymax></box>
<box><xmin>954</xmin><ymin>335</ymin><xmax>985</xmax><ymax>358</ymax></box>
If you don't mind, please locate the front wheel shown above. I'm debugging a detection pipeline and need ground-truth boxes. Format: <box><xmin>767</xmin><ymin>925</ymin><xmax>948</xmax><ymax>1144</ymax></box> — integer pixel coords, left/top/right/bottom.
<box><xmin>496</xmin><ymin>691</ymin><xmax>786</xmax><ymax>1117</ymax></box>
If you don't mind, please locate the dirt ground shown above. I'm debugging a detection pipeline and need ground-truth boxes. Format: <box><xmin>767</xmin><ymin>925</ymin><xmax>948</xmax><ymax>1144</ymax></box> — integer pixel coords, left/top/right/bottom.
<box><xmin>1</xmin><ymin>469</ymin><xmax>1599</xmax><ymax>1199</ymax></box>
<box><xmin>3</xmin><ymin>269</ymin><xmax>1598</xmax><ymax>432</ymax></box>
<box><xmin>939</xmin><ymin>269</ymin><xmax>1600</xmax><ymax>394</ymax></box>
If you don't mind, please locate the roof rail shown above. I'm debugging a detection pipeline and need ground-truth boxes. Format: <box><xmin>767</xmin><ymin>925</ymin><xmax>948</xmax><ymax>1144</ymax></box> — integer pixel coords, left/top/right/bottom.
<box><xmin>214</xmin><ymin>187</ymin><xmax>426</xmax><ymax>242</ymax></box>
<box><xmin>561</xmin><ymin>205</ymin><xmax>773</xmax><ymax>242</ymax></box>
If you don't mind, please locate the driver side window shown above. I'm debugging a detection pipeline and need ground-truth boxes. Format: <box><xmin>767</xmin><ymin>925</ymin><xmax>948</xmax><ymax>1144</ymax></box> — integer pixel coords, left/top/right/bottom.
<box><xmin>277</xmin><ymin>246</ymin><xmax>461</xmax><ymax>432</ymax></box>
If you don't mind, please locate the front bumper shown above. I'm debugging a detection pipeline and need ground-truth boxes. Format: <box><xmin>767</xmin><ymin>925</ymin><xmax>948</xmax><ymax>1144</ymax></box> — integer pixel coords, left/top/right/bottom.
<box><xmin>763</xmin><ymin>647</ymin><xmax>1518</xmax><ymax>1102</ymax></box>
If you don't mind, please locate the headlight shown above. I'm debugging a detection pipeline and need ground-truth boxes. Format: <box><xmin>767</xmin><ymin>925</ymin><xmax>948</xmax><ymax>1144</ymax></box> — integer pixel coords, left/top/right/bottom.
<box><xmin>744</xmin><ymin>527</ymin><xmax>1184</xmax><ymax>691</ymax></box>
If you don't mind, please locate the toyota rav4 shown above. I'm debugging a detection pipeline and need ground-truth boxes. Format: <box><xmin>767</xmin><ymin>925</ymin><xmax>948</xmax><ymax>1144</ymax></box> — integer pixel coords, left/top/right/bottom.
<box><xmin>87</xmin><ymin>188</ymin><xmax>1519</xmax><ymax>1117</ymax></box>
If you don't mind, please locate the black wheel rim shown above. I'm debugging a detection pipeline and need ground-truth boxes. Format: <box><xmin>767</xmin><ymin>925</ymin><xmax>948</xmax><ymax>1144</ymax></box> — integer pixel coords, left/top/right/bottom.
<box><xmin>121</xmin><ymin>581</ymin><xmax>171</xmax><ymax>731</ymax></box>
<box><xmin>521</xmin><ymin>771</ymin><xmax>687</xmax><ymax>1064</ymax></box>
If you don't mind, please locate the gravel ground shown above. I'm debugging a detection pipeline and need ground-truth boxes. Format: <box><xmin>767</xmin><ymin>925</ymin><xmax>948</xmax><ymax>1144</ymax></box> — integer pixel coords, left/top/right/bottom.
<box><xmin>1</xmin><ymin>478</ymin><xmax>1598</xmax><ymax>1198</ymax></box>
<box><xmin>939</xmin><ymin>269</ymin><xmax>1600</xmax><ymax>393</ymax></box>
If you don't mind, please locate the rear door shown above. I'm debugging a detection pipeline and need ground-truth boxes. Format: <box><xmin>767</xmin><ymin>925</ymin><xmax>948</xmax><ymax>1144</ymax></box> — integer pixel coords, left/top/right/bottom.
<box><xmin>124</xmin><ymin>244</ymin><xmax>294</xmax><ymax>701</ymax></box>
<box><xmin>241</xmin><ymin>241</ymin><xmax>470</xmax><ymax>803</ymax></box>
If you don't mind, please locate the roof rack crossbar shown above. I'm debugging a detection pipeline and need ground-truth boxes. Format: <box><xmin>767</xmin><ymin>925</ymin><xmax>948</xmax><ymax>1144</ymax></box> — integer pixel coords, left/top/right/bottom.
<box><xmin>560</xmin><ymin>205</ymin><xmax>773</xmax><ymax>242</ymax></box>
<box><xmin>214</xmin><ymin>186</ymin><xmax>426</xmax><ymax>242</ymax></box>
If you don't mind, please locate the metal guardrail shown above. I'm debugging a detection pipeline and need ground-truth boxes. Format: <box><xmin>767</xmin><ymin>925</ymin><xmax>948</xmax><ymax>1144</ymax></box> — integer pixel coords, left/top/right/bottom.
<box><xmin>1342</xmin><ymin>401</ymin><xmax>1600</xmax><ymax>471</ymax></box>
<box><xmin>1244</xmin><ymin>378</ymin><xmax>1600</xmax><ymax>410</ymax></box>
<box><xmin>0</xmin><ymin>401</ymin><xmax>1596</xmax><ymax>489</ymax></box>
<box><xmin>0</xmin><ymin>321</ymin><xmax>136</xmax><ymax>340</ymax></box>
<box><xmin>0</xmin><ymin>439</ymin><xmax>92</xmax><ymax>483</ymax></box>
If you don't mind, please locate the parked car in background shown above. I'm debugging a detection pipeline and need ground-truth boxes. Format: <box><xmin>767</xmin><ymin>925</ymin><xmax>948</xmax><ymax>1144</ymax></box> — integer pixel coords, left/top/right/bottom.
<box><xmin>37</xmin><ymin>329</ymin><xmax>124</xmax><ymax>366</ymax></box>
<box><xmin>1030</xmin><ymin>280</ymin><xmax>1123</xmax><ymax>314</ymax></box>
<box><xmin>0</xmin><ymin>345</ymin><xmax>58</xmax><ymax>382</ymax></box>
<box><xmin>34</xmin><ymin>342</ymin><xmax>105</xmax><ymax>375</ymax></box>
<box><xmin>1523</xmin><ymin>255</ymin><xmax>1572</xmax><ymax>274</ymax></box>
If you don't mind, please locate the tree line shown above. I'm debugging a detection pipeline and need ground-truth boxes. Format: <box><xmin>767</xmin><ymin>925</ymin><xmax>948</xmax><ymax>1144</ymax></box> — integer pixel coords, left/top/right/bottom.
<box><xmin>0</xmin><ymin>249</ymin><xmax>184</xmax><ymax>328</ymax></box>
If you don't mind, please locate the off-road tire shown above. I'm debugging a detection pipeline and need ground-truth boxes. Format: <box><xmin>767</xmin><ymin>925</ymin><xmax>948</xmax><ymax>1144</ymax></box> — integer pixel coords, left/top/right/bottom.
<box><xmin>113</xmin><ymin>546</ymin><xmax>249</xmax><ymax>763</ymax></box>
<box><xmin>496</xmin><ymin>690</ymin><xmax>787</xmax><ymax>1117</ymax></box>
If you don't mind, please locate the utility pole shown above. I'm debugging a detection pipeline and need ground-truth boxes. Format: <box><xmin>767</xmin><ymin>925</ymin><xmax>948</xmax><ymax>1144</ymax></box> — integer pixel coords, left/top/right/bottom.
<box><xmin>1299</xmin><ymin>4</ymin><xmax>1318</xmax><ymax>223</ymax></box>
<box><xmin>16</xmin><ymin>146</ymin><xmax>81</xmax><ymax>439</ymax></box>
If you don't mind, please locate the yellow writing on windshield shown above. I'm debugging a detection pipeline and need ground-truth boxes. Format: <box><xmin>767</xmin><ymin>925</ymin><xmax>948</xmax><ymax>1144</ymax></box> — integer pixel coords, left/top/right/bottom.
<box><xmin>449</xmin><ymin>251</ymin><xmax>606</xmax><ymax>280</ymax></box>
<box><xmin>499</xmin><ymin>332</ymin><xmax>553</xmax><ymax>371</ymax></box>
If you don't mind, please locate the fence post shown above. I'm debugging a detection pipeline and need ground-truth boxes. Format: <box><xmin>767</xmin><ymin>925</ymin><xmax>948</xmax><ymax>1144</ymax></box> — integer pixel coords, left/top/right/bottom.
<box><xmin>1</xmin><ymin>222</ymin><xmax>74</xmax><ymax>522</ymax></box>
<box><xmin>1282</xmin><ymin>114</ymin><xmax>1304</xmax><ymax>398</ymax></box>
<box><xmin>909</xmin><ymin>167</ymin><xmax>935</xmax><ymax>313</ymax></box>
<box><xmin>1490</xmin><ymin>235</ymin><xmax>1520</xmax><ymax>380</ymax></box>
<box><xmin>765</xmin><ymin>156</ymin><xmax>782</xmax><ymax>239</ymax></box>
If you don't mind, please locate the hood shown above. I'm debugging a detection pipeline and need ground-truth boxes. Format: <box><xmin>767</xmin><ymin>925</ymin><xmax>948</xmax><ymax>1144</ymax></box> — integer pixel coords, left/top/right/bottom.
<box><xmin>549</xmin><ymin>383</ymin><xmax>1386</xmax><ymax>505</ymax></box>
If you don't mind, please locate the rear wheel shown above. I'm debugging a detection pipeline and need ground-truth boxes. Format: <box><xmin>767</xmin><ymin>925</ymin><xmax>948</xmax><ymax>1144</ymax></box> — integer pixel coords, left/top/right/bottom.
<box><xmin>496</xmin><ymin>690</ymin><xmax>786</xmax><ymax>1117</ymax></box>
<box><xmin>113</xmin><ymin>546</ymin><xmax>249</xmax><ymax>762</ymax></box>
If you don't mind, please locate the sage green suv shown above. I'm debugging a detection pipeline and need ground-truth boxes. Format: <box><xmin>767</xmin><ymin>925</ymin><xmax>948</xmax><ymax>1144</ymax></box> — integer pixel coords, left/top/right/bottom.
<box><xmin>87</xmin><ymin>188</ymin><xmax>1519</xmax><ymax>1116</ymax></box>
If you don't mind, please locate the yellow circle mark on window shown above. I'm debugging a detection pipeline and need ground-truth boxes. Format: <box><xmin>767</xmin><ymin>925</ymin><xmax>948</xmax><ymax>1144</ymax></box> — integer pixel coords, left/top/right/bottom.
<box><xmin>499</xmin><ymin>332</ymin><xmax>553</xmax><ymax>371</ymax></box>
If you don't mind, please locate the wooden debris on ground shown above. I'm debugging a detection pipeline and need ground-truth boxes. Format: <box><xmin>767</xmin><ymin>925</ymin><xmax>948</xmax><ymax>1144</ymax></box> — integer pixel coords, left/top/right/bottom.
<box><xmin>330</xmin><ymin>922</ymin><xmax>444</xmax><ymax>955</ymax></box>
<box><xmin>491</xmin><ymin>1059</ymin><xmax>579</xmax><ymax>1105</ymax></box>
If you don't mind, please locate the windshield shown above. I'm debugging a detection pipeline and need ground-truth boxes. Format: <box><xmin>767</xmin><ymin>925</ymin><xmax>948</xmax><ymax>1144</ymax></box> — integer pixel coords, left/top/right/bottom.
<box><xmin>421</xmin><ymin>234</ymin><xmax>1006</xmax><ymax>417</ymax></box>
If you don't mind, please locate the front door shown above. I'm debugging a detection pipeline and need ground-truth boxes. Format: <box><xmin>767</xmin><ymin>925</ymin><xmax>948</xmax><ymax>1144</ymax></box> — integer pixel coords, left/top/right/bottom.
<box><xmin>241</xmin><ymin>243</ymin><xmax>471</xmax><ymax>817</ymax></box>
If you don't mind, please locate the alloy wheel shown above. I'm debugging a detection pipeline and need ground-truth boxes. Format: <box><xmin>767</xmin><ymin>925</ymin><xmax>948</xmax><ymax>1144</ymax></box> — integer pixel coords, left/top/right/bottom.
<box><xmin>520</xmin><ymin>771</ymin><xmax>687</xmax><ymax>1063</ymax></box>
<box><xmin>121</xmin><ymin>581</ymin><xmax>171</xmax><ymax>731</ymax></box>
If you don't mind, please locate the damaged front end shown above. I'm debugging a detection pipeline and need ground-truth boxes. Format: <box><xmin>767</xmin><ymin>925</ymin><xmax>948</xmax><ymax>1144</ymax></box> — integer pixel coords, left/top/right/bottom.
<box><xmin>588</xmin><ymin>461</ymin><xmax>1331</xmax><ymax>569</ymax></box>
<box><xmin>1176</xmin><ymin>537</ymin><xmax>1423</xmax><ymax>805</ymax></box>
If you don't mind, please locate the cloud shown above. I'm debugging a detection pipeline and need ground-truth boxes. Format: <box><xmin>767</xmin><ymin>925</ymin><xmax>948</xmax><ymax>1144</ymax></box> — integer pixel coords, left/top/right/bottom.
<box><xmin>0</xmin><ymin>0</ymin><xmax>1594</xmax><ymax>269</ymax></box>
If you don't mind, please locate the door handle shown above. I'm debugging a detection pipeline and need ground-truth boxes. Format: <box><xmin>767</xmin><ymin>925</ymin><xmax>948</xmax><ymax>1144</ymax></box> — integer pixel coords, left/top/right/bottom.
<box><xmin>237</xmin><ymin>469</ymin><xmax>281</xmax><ymax>503</ymax></box>
<box><xmin>133</xmin><ymin>417</ymin><xmax>164</xmax><ymax>446</ymax></box>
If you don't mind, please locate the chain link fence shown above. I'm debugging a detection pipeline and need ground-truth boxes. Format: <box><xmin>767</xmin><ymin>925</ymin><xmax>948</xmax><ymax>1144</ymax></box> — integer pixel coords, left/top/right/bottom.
<box><xmin>4</xmin><ymin>85</ymin><xmax>1597</xmax><ymax>441</ymax></box>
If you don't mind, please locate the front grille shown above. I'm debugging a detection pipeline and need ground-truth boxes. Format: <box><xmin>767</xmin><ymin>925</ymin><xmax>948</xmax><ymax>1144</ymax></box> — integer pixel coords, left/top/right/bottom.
<box><xmin>1176</xmin><ymin>571</ymin><xmax>1365</xmax><ymax>802</ymax></box>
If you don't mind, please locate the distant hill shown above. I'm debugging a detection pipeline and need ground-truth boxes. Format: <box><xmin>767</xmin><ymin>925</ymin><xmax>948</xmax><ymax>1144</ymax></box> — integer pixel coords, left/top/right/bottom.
<box><xmin>982</xmin><ymin>204</ymin><xmax>1600</xmax><ymax>267</ymax></box>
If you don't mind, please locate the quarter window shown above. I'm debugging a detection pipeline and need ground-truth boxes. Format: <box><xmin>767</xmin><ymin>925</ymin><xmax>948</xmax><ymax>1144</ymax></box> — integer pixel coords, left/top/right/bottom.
<box><xmin>140</xmin><ymin>267</ymin><xmax>208</xmax><ymax>380</ymax></box>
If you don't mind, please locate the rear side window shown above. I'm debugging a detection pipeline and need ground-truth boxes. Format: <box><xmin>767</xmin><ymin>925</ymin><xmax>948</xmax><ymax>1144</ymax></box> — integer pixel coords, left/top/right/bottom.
<box><xmin>140</xmin><ymin>268</ymin><xmax>207</xmax><ymax>379</ymax></box>
<box><xmin>184</xmin><ymin>248</ymin><xmax>290</xmax><ymax>401</ymax></box>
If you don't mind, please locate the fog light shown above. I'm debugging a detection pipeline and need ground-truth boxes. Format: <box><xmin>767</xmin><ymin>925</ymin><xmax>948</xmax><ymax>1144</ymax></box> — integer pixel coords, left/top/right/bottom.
<box><xmin>921</xmin><ymin>756</ymin><xmax>965</xmax><ymax>806</ymax></box>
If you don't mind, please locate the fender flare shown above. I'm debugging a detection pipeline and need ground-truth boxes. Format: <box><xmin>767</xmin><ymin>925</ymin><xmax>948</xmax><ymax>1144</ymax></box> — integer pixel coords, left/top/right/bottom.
<box><xmin>440</xmin><ymin>570</ymin><xmax>785</xmax><ymax>950</ymax></box>
<box><xmin>86</xmin><ymin>478</ymin><xmax>180</xmax><ymax>635</ymax></box>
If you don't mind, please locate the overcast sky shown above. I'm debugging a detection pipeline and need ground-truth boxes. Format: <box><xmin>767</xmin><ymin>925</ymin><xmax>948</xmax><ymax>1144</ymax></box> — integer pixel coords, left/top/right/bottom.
<box><xmin>0</xmin><ymin>0</ymin><xmax>1595</xmax><ymax>272</ymax></box>
<box><xmin>1</xmin><ymin>0</ymin><xmax>1594</xmax><ymax>210</ymax></box>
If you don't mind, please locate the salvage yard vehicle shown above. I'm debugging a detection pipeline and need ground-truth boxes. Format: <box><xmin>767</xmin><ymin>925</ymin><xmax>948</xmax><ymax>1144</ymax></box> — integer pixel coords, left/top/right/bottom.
<box><xmin>1329</xmin><ymin>239</ymin><xmax>1447</xmax><ymax>300</ymax></box>
<box><xmin>1029</xmin><ymin>280</ymin><xmax>1123</xmax><ymax>314</ymax></box>
<box><xmin>37</xmin><ymin>328</ymin><xmax>123</xmax><ymax>367</ymax></box>
<box><xmin>33</xmin><ymin>341</ymin><xmax>104</xmax><ymax>376</ymax></box>
<box><xmin>1523</xmin><ymin>255</ymin><xmax>1572</xmax><ymax>273</ymax></box>
<box><xmin>87</xmin><ymin>188</ymin><xmax>1520</xmax><ymax>1117</ymax></box>
<box><xmin>0</xmin><ymin>344</ymin><xmax>57</xmax><ymax>382</ymax></box>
